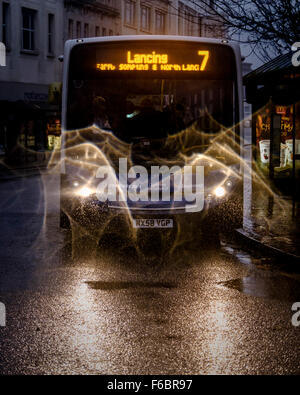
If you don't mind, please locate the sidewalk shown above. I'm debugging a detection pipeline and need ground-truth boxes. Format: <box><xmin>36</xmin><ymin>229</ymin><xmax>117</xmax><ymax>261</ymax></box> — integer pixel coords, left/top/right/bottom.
<box><xmin>236</xmin><ymin>128</ymin><xmax>300</xmax><ymax>263</ymax></box>
<box><xmin>237</xmin><ymin>190</ymin><xmax>300</xmax><ymax>263</ymax></box>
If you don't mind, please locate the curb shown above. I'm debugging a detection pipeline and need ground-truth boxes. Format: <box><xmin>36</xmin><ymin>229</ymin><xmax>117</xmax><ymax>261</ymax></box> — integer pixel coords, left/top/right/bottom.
<box><xmin>234</xmin><ymin>228</ymin><xmax>300</xmax><ymax>264</ymax></box>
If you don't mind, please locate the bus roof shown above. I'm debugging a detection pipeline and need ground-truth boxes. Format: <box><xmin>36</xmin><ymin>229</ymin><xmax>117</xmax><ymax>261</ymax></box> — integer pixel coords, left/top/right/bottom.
<box><xmin>64</xmin><ymin>35</ymin><xmax>240</xmax><ymax>53</ymax></box>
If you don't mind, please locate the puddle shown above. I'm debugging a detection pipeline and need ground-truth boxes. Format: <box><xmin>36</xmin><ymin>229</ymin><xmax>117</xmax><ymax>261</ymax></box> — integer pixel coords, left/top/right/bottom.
<box><xmin>221</xmin><ymin>242</ymin><xmax>256</xmax><ymax>266</ymax></box>
<box><xmin>221</xmin><ymin>241</ymin><xmax>276</xmax><ymax>268</ymax></box>
<box><xmin>85</xmin><ymin>281</ymin><xmax>177</xmax><ymax>291</ymax></box>
<box><xmin>220</xmin><ymin>274</ymin><xmax>300</xmax><ymax>301</ymax></box>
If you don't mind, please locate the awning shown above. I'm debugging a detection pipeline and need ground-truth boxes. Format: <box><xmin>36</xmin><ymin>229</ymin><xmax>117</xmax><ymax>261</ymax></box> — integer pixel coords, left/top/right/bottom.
<box><xmin>244</xmin><ymin>51</ymin><xmax>300</xmax><ymax>84</ymax></box>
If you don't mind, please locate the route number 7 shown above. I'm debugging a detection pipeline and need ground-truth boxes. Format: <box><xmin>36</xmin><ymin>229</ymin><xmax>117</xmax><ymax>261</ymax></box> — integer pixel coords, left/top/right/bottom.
<box><xmin>198</xmin><ymin>51</ymin><xmax>210</xmax><ymax>71</ymax></box>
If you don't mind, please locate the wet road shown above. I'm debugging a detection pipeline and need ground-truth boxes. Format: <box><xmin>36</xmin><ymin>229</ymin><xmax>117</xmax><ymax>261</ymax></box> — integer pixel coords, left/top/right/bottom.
<box><xmin>0</xmin><ymin>173</ymin><xmax>300</xmax><ymax>375</ymax></box>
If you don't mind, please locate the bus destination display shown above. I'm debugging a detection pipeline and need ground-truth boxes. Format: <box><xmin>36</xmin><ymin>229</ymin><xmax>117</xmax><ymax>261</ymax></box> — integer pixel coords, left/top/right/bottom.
<box><xmin>96</xmin><ymin>50</ymin><xmax>210</xmax><ymax>72</ymax></box>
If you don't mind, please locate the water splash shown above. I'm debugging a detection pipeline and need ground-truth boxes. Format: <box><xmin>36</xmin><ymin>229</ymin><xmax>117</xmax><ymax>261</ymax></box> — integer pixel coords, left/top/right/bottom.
<box><xmin>1</xmin><ymin>104</ymin><xmax>297</xmax><ymax>264</ymax></box>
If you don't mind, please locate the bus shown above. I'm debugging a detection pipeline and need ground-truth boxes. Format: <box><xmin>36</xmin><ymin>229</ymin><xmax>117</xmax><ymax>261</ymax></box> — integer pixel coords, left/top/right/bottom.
<box><xmin>60</xmin><ymin>36</ymin><xmax>244</xmax><ymax>255</ymax></box>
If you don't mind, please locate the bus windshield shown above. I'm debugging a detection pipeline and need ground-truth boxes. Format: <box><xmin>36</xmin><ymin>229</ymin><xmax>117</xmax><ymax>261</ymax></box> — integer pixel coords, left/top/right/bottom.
<box><xmin>68</xmin><ymin>77</ymin><xmax>235</xmax><ymax>141</ymax></box>
<box><xmin>67</xmin><ymin>41</ymin><xmax>238</xmax><ymax>148</ymax></box>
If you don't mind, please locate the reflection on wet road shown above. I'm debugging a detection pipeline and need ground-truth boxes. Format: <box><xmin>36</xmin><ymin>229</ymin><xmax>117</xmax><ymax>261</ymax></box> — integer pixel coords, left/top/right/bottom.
<box><xmin>85</xmin><ymin>281</ymin><xmax>177</xmax><ymax>290</ymax></box>
<box><xmin>221</xmin><ymin>244</ymin><xmax>300</xmax><ymax>302</ymax></box>
<box><xmin>220</xmin><ymin>274</ymin><xmax>300</xmax><ymax>301</ymax></box>
<box><xmin>0</xmin><ymin>174</ymin><xmax>300</xmax><ymax>375</ymax></box>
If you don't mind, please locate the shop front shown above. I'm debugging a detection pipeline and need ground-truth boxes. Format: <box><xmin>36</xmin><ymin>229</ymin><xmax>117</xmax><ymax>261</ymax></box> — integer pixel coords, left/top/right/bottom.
<box><xmin>0</xmin><ymin>81</ymin><xmax>61</xmax><ymax>165</ymax></box>
<box><xmin>244</xmin><ymin>52</ymin><xmax>300</xmax><ymax>198</ymax></box>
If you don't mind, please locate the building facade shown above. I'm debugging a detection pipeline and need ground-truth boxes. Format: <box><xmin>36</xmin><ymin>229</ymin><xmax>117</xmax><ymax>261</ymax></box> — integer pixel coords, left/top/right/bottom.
<box><xmin>63</xmin><ymin>1</ymin><xmax>225</xmax><ymax>40</ymax></box>
<box><xmin>0</xmin><ymin>0</ymin><xmax>65</xmax><ymax>158</ymax></box>
<box><xmin>64</xmin><ymin>0</ymin><xmax>121</xmax><ymax>41</ymax></box>
<box><xmin>120</xmin><ymin>0</ymin><xmax>224</xmax><ymax>37</ymax></box>
<box><xmin>0</xmin><ymin>0</ymin><xmax>64</xmax><ymax>99</ymax></box>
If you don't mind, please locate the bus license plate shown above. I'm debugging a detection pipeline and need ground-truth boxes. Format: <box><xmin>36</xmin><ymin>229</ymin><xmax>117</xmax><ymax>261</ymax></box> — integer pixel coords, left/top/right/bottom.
<box><xmin>133</xmin><ymin>219</ymin><xmax>173</xmax><ymax>229</ymax></box>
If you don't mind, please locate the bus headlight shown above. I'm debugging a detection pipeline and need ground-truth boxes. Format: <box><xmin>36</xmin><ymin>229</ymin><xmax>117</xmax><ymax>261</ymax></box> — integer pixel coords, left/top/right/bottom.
<box><xmin>214</xmin><ymin>186</ymin><xmax>226</xmax><ymax>198</ymax></box>
<box><xmin>77</xmin><ymin>186</ymin><xmax>94</xmax><ymax>198</ymax></box>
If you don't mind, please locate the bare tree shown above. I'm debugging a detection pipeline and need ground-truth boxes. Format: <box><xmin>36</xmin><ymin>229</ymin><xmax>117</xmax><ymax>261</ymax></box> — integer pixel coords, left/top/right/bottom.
<box><xmin>187</xmin><ymin>0</ymin><xmax>300</xmax><ymax>61</ymax></box>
